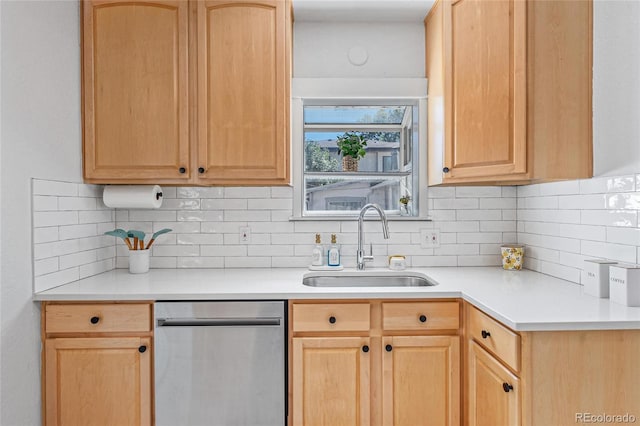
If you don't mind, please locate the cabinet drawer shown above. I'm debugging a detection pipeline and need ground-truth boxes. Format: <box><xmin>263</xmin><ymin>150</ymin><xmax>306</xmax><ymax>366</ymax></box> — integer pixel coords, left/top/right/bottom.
<box><xmin>45</xmin><ymin>303</ymin><xmax>151</xmax><ymax>334</ymax></box>
<box><xmin>292</xmin><ymin>303</ymin><xmax>370</xmax><ymax>332</ymax></box>
<box><xmin>468</xmin><ymin>306</ymin><xmax>520</xmax><ymax>372</ymax></box>
<box><xmin>382</xmin><ymin>301</ymin><xmax>459</xmax><ymax>331</ymax></box>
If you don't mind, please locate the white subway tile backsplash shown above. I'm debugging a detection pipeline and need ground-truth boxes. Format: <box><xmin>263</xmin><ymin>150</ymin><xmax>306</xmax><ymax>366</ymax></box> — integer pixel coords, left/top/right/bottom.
<box><xmin>33</xmin><ymin>196</ymin><xmax>58</xmax><ymax>211</ymax></box>
<box><xmin>517</xmin><ymin>209</ymin><xmax>581</xmax><ymax>224</ymax></box>
<box><xmin>201</xmin><ymin>245</ymin><xmax>247</xmax><ymax>257</ymax></box>
<box><xmin>581</xmin><ymin>210</ymin><xmax>637</xmax><ymax>227</ymax></box>
<box><xmin>538</xmin><ymin>180</ymin><xmax>580</xmax><ymax>196</ymax></box>
<box><xmin>606</xmin><ymin>227</ymin><xmax>640</xmax><ymax>246</ymax></box>
<box><xmin>434</xmin><ymin>244</ymin><xmax>479</xmax><ymax>256</ymax></box>
<box><xmin>34</xmin><ymin>257</ymin><xmax>59</xmax><ymax>277</ymax></box>
<box><xmin>224</xmin><ymin>233</ymin><xmax>270</xmax><ymax>245</ymax></box>
<box><xmin>59</xmin><ymin>250</ymin><xmax>98</xmax><ymax>270</ymax></box>
<box><xmin>129</xmin><ymin>210</ymin><xmax>177</xmax><ymax>222</ymax></box>
<box><xmin>433</xmin><ymin>198</ymin><xmax>478</xmax><ymax>210</ymax></box>
<box><xmin>78</xmin><ymin>184</ymin><xmax>103</xmax><ymax>198</ymax></box>
<box><xmin>412</xmin><ymin>255</ymin><xmax>458</xmax><ymax>267</ymax></box>
<box><xmin>479</xmin><ymin>221</ymin><xmax>517</xmax><ymax>232</ymax></box>
<box><xmin>33</xmin><ymin>179</ymin><xmax>77</xmax><ymax>196</ymax></box>
<box><xmin>160</xmin><ymin>199</ymin><xmax>200</xmax><ymax>210</ymax></box>
<box><xmin>271</xmin><ymin>186</ymin><xmax>294</xmax><ymax>198</ymax></box>
<box><xmin>457</xmin><ymin>232</ymin><xmax>503</xmax><ymax>244</ymax></box>
<box><xmin>34</xmin><ymin>268</ymin><xmax>80</xmax><ymax>293</ymax></box>
<box><xmin>34</xmin><ymin>227</ymin><xmax>59</xmax><ymax>244</ymax></box>
<box><xmin>34</xmin><ymin>211</ymin><xmax>78</xmax><ymax>227</ymax></box>
<box><xmin>224</xmin><ymin>210</ymin><xmax>270</xmax><ymax>222</ymax></box>
<box><xmin>178</xmin><ymin>187</ymin><xmax>223</xmax><ymax>199</ymax></box>
<box><xmin>479</xmin><ymin>198</ymin><xmax>517</xmax><ymax>210</ymax></box>
<box><xmin>427</xmin><ymin>187</ymin><xmax>455</xmax><ymax>198</ymax></box>
<box><xmin>58</xmin><ymin>197</ymin><xmax>97</xmax><ymax>211</ymax></box>
<box><xmin>79</xmin><ymin>210</ymin><xmax>113</xmax><ymax>224</ymax></box>
<box><xmin>178</xmin><ymin>211</ymin><xmax>224</xmax><ymax>222</ymax></box>
<box><xmin>177</xmin><ymin>234</ymin><xmax>224</xmax><ymax>245</ymax></box>
<box><xmin>152</xmin><ymin>245</ymin><xmax>200</xmax><ymax>257</ymax></box>
<box><xmin>540</xmin><ymin>261</ymin><xmax>581</xmax><ymax>283</ymax></box>
<box><xmin>177</xmin><ymin>257</ymin><xmax>224</xmax><ymax>268</ymax></box>
<box><xmin>225</xmin><ymin>257</ymin><xmax>271</xmax><ymax>268</ymax></box>
<box><xmin>456</xmin><ymin>210</ymin><xmax>502</xmax><ymax>221</ymax></box>
<box><xmin>457</xmin><ymin>255</ymin><xmax>501</xmax><ymax>266</ymax></box>
<box><xmin>579</xmin><ymin>175</ymin><xmax>636</xmax><ymax>194</ymax></box>
<box><xmin>154</xmin><ymin>221</ymin><xmax>200</xmax><ymax>233</ymax></box>
<box><xmin>558</xmin><ymin>194</ymin><xmax>608</xmax><ymax>210</ymax></box>
<box><xmin>201</xmin><ymin>199</ymin><xmax>247</xmax><ymax>210</ymax></box>
<box><xmin>521</xmin><ymin>196</ymin><xmax>559</xmax><ymax>209</ymax></box>
<box><xmin>59</xmin><ymin>224</ymin><xmax>98</xmax><ymax>240</ymax></box>
<box><xmin>248</xmin><ymin>198</ymin><xmax>293</xmax><ymax>210</ymax></box>
<box><xmin>456</xmin><ymin>186</ymin><xmax>502</xmax><ymax>198</ymax></box>
<box><xmin>224</xmin><ymin>187</ymin><xmax>270</xmax><ymax>199</ymax></box>
<box><xmin>79</xmin><ymin>259</ymin><xmax>115</xmax><ymax>279</ymax></box>
<box><xmin>606</xmin><ymin>193</ymin><xmax>640</xmax><ymax>210</ymax></box>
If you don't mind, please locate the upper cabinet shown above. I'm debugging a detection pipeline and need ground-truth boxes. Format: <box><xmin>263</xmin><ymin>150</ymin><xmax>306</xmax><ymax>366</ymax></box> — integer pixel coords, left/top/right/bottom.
<box><xmin>82</xmin><ymin>0</ymin><xmax>291</xmax><ymax>185</ymax></box>
<box><xmin>82</xmin><ymin>0</ymin><xmax>190</xmax><ymax>183</ymax></box>
<box><xmin>426</xmin><ymin>0</ymin><xmax>593</xmax><ymax>185</ymax></box>
<box><xmin>197</xmin><ymin>0</ymin><xmax>290</xmax><ymax>185</ymax></box>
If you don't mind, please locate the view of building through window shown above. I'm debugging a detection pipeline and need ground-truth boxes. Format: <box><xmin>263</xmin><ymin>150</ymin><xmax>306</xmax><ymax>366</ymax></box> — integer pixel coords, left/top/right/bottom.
<box><xmin>302</xmin><ymin>104</ymin><xmax>417</xmax><ymax>216</ymax></box>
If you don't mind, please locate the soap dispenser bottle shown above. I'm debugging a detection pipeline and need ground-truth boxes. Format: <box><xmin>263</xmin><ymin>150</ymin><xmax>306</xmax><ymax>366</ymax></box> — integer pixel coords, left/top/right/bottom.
<box><xmin>327</xmin><ymin>234</ymin><xmax>341</xmax><ymax>267</ymax></box>
<box><xmin>311</xmin><ymin>234</ymin><xmax>324</xmax><ymax>266</ymax></box>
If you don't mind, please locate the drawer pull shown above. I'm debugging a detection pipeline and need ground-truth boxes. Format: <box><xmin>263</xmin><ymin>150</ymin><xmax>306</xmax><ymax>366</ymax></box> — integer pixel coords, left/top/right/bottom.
<box><xmin>138</xmin><ymin>345</ymin><xmax>147</xmax><ymax>353</ymax></box>
<box><xmin>90</xmin><ymin>316</ymin><xmax>100</xmax><ymax>325</ymax></box>
<box><xmin>328</xmin><ymin>316</ymin><xmax>336</xmax><ymax>324</ymax></box>
<box><xmin>419</xmin><ymin>315</ymin><xmax>427</xmax><ymax>323</ymax></box>
<box><xmin>385</xmin><ymin>344</ymin><xmax>393</xmax><ymax>352</ymax></box>
<box><xmin>481</xmin><ymin>330</ymin><xmax>491</xmax><ymax>339</ymax></box>
<box><xmin>362</xmin><ymin>345</ymin><xmax>369</xmax><ymax>353</ymax></box>
<box><xmin>502</xmin><ymin>382</ymin><xmax>513</xmax><ymax>393</ymax></box>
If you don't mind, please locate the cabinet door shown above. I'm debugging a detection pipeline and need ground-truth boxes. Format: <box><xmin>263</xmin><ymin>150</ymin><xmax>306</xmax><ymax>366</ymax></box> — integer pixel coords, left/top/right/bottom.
<box><xmin>468</xmin><ymin>341</ymin><xmax>520</xmax><ymax>426</ymax></box>
<box><xmin>82</xmin><ymin>0</ymin><xmax>190</xmax><ymax>183</ymax></box>
<box><xmin>442</xmin><ymin>0</ymin><xmax>526</xmax><ymax>181</ymax></box>
<box><xmin>44</xmin><ymin>337</ymin><xmax>151</xmax><ymax>426</ymax></box>
<box><xmin>381</xmin><ymin>336</ymin><xmax>460</xmax><ymax>426</ymax></box>
<box><xmin>292</xmin><ymin>337</ymin><xmax>371</xmax><ymax>426</ymax></box>
<box><xmin>197</xmin><ymin>0</ymin><xmax>290</xmax><ymax>185</ymax></box>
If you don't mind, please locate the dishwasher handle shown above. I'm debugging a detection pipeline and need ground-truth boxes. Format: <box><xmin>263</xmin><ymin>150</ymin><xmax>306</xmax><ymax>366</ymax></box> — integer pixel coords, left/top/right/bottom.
<box><xmin>157</xmin><ymin>317</ymin><xmax>281</xmax><ymax>327</ymax></box>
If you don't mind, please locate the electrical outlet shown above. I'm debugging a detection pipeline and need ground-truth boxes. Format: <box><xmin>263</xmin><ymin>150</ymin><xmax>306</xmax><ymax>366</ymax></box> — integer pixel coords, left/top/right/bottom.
<box><xmin>239</xmin><ymin>226</ymin><xmax>251</xmax><ymax>243</ymax></box>
<box><xmin>420</xmin><ymin>228</ymin><xmax>440</xmax><ymax>248</ymax></box>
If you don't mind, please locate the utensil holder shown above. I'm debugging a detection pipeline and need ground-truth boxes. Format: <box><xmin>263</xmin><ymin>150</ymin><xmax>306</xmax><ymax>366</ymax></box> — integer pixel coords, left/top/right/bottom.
<box><xmin>129</xmin><ymin>249</ymin><xmax>150</xmax><ymax>274</ymax></box>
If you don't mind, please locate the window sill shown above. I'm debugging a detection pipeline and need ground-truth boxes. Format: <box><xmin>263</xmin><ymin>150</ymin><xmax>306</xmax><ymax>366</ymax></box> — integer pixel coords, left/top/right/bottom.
<box><xmin>289</xmin><ymin>216</ymin><xmax>433</xmax><ymax>222</ymax></box>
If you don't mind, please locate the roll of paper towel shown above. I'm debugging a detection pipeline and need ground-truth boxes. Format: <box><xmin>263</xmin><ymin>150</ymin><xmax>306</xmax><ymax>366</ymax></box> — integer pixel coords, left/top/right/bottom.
<box><xmin>103</xmin><ymin>185</ymin><xmax>163</xmax><ymax>209</ymax></box>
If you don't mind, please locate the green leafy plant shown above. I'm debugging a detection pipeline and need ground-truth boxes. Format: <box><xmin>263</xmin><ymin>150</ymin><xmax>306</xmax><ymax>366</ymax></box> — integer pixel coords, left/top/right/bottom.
<box><xmin>336</xmin><ymin>132</ymin><xmax>367</xmax><ymax>160</ymax></box>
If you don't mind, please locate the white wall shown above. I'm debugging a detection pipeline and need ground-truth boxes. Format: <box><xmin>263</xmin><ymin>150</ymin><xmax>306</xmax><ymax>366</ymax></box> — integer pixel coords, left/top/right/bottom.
<box><xmin>593</xmin><ymin>0</ymin><xmax>640</xmax><ymax>177</ymax></box>
<box><xmin>293</xmin><ymin>21</ymin><xmax>425</xmax><ymax>77</ymax></box>
<box><xmin>1</xmin><ymin>0</ymin><xmax>82</xmax><ymax>423</ymax></box>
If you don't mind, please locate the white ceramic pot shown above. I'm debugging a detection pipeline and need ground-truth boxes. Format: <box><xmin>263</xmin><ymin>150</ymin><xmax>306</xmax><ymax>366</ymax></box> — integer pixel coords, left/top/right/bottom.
<box><xmin>129</xmin><ymin>249</ymin><xmax>150</xmax><ymax>274</ymax></box>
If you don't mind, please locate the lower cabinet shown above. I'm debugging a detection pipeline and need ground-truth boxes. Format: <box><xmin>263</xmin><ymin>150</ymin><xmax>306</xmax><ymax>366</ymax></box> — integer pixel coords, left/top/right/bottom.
<box><xmin>290</xmin><ymin>300</ymin><xmax>461</xmax><ymax>426</ymax></box>
<box><xmin>41</xmin><ymin>302</ymin><xmax>153</xmax><ymax>426</ymax></box>
<box><xmin>467</xmin><ymin>341</ymin><xmax>519</xmax><ymax>426</ymax></box>
<box><xmin>292</xmin><ymin>337</ymin><xmax>371</xmax><ymax>426</ymax></box>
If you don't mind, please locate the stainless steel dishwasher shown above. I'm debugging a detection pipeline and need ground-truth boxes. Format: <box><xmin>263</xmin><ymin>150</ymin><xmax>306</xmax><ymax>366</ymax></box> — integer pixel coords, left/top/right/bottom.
<box><xmin>154</xmin><ymin>301</ymin><xmax>286</xmax><ymax>426</ymax></box>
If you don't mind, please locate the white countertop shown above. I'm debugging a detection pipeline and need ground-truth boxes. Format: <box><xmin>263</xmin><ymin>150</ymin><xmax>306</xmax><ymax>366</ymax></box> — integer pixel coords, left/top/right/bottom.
<box><xmin>33</xmin><ymin>267</ymin><xmax>640</xmax><ymax>332</ymax></box>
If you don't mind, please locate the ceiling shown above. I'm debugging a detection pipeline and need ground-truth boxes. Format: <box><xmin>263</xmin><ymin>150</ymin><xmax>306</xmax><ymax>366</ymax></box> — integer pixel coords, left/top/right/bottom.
<box><xmin>292</xmin><ymin>0</ymin><xmax>436</xmax><ymax>23</ymax></box>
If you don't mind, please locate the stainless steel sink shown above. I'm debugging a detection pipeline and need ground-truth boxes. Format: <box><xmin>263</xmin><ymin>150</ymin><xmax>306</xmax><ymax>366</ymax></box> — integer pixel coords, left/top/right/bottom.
<box><xmin>302</xmin><ymin>272</ymin><xmax>438</xmax><ymax>287</ymax></box>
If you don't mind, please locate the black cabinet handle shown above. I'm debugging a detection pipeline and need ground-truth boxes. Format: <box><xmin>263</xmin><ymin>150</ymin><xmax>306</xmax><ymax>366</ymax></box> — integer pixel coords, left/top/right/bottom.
<box><xmin>362</xmin><ymin>345</ymin><xmax>369</xmax><ymax>353</ymax></box>
<box><xmin>179</xmin><ymin>167</ymin><xmax>186</xmax><ymax>174</ymax></box>
<box><xmin>443</xmin><ymin>167</ymin><xmax>450</xmax><ymax>173</ymax></box>
<box><xmin>198</xmin><ymin>167</ymin><xmax>205</xmax><ymax>174</ymax></box>
<box><xmin>419</xmin><ymin>315</ymin><xmax>427</xmax><ymax>323</ymax></box>
<box><xmin>90</xmin><ymin>316</ymin><xmax>100</xmax><ymax>324</ymax></box>
<box><xmin>329</xmin><ymin>316</ymin><xmax>336</xmax><ymax>324</ymax></box>
<box><xmin>385</xmin><ymin>344</ymin><xmax>393</xmax><ymax>352</ymax></box>
<box><xmin>138</xmin><ymin>345</ymin><xmax>147</xmax><ymax>353</ymax></box>
<box><xmin>481</xmin><ymin>330</ymin><xmax>491</xmax><ymax>339</ymax></box>
<box><xmin>502</xmin><ymin>383</ymin><xmax>513</xmax><ymax>393</ymax></box>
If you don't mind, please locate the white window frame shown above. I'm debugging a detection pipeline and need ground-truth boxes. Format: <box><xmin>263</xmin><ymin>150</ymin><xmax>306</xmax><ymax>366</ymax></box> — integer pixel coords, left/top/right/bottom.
<box><xmin>291</xmin><ymin>78</ymin><xmax>428</xmax><ymax>219</ymax></box>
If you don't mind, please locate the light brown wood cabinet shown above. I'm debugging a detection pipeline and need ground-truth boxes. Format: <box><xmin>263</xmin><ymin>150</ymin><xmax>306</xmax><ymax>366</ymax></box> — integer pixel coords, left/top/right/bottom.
<box><xmin>42</xmin><ymin>302</ymin><xmax>153</xmax><ymax>426</ymax></box>
<box><xmin>82</xmin><ymin>0</ymin><xmax>291</xmax><ymax>185</ymax></box>
<box><xmin>464</xmin><ymin>303</ymin><xmax>640</xmax><ymax>426</ymax></box>
<box><xmin>290</xmin><ymin>300</ymin><xmax>461</xmax><ymax>426</ymax></box>
<box><xmin>426</xmin><ymin>0</ymin><xmax>593</xmax><ymax>185</ymax></box>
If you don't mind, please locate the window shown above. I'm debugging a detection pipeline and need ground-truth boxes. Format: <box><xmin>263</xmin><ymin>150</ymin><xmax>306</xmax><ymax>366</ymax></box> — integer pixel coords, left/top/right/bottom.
<box><xmin>300</xmin><ymin>102</ymin><xmax>419</xmax><ymax>217</ymax></box>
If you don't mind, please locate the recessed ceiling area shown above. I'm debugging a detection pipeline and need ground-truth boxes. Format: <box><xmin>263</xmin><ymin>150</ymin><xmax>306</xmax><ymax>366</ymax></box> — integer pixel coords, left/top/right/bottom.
<box><xmin>292</xmin><ymin>0</ymin><xmax>436</xmax><ymax>22</ymax></box>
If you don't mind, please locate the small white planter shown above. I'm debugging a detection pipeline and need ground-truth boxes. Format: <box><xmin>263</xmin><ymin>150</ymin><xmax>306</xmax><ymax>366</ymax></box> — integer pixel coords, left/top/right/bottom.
<box><xmin>129</xmin><ymin>249</ymin><xmax>150</xmax><ymax>274</ymax></box>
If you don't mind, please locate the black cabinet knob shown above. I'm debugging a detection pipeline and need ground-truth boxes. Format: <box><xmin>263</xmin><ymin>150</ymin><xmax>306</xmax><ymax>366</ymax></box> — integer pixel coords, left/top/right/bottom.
<box><xmin>138</xmin><ymin>345</ymin><xmax>147</xmax><ymax>353</ymax></box>
<box><xmin>329</xmin><ymin>316</ymin><xmax>336</xmax><ymax>324</ymax></box>
<box><xmin>179</xmin><ymin>167</ymin><xmax>186</xmax><ymax>174</ymax></box>
<box><xmin>443</xmin><ymin>167</ymin><xmax>450</xmax><ymax>173</ymax></box>
<box><xmin>90</xmin><ymin>316</ymin><xmax>100</xmax><ymax>324</ymax></box>
<box><xmin>419</xmin><ymin>315</ymin><xmax>427</xmax><ymax>323</ymax></box>
<box><xmin>481</xmin><ymin>330</ymin><xmax>491</xmax><ymax>339</ymax></box>
<box><xmin>198</xmin><ymin>167</ymin><xmax>205</xmax><ymax>174</ymax></box>
<box><xmin>385</xmin><ymin>344</ymin><xmax>393</xmax><ymax>352</ymax></box>
<box><xmin>362</xmin><ymin>345</ymin><xmax>369</xmax><ymax>353</ymax></box>
<box><xmin>502</xmin><ymin>382</ymin><xmax>513</xmax><ymax>393</ymax></box>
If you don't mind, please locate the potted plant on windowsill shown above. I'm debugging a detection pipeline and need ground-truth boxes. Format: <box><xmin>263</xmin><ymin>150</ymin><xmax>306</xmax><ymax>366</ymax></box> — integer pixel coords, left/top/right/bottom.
<box><xmin>336</xmin><ymin>132</ymin><xmax>367</xmax><ymax>172</ymax></box>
